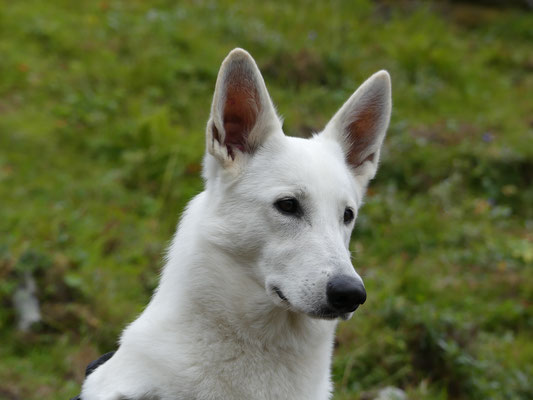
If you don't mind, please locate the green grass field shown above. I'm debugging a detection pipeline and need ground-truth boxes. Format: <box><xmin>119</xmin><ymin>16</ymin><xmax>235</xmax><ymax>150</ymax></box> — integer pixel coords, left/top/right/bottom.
<box><xmin>1</xmin><ymin>1</ymin><xmax>532</xmax><ymax>399</ymax></box>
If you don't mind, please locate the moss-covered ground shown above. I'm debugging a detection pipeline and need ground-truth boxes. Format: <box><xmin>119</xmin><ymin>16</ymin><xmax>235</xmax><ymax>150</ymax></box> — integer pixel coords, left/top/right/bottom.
<box><xmin>1</xmin><ymin>1</ymin><xmax>532</xmax><ymax>399</ymax></box>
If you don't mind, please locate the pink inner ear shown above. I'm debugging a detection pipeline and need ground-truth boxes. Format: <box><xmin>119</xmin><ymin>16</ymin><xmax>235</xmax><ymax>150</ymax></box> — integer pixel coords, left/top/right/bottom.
<box><xmin>222</xmin><ymin>81</ymin><xmax>260</xmax><ymax>157</ymax></box>
<box><xmin>346</xmin><ymin>100</ymin><xmax>380</xmax><ymax>168</ymax></box>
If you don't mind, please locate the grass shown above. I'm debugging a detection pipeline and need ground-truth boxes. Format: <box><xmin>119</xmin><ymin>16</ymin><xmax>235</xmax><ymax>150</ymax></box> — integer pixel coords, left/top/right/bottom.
<box><xmin>0</xmin><ymin>0</ymin><xmax>532</xmax><ymax>399</ymax></box>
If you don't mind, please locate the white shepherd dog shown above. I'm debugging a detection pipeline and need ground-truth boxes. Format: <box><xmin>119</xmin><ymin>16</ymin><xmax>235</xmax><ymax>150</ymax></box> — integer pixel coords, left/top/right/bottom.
<box><xmin>81</xmin><ymin>48</ymin><xmax>391</xmax><ymax>400</ymax></box>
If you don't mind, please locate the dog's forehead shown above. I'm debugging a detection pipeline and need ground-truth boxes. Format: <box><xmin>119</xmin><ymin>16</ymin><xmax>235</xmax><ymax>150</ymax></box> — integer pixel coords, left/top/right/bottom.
<box><xmin>243</xmin><ymin>134</ymin><xmax>361</xmax><ymax>204</ymax></box>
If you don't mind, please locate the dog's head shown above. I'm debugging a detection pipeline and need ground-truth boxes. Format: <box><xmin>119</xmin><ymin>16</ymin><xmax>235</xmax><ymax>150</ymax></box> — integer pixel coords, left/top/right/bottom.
<box><xmin>202</xmin><ymin>49</ymin><xmax>391</xmax><ymax>320</ymax></box>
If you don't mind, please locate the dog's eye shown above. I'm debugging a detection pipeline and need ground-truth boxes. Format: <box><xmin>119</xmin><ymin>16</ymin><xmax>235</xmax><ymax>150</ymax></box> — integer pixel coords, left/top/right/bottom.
<box><xmin>275</xmin><ymin>198</ymin><xmax>301</xmax><ymax>216</ymax></box>
<box><xmin>343</xmin><ymin>208</ymin><xmax>355</xmax><ymax>224</ymax></box>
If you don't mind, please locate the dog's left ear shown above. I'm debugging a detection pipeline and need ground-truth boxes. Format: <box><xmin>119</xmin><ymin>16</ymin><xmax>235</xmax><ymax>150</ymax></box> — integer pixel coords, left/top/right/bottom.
<box><xmin>206</xmin><ymin>48</ymin><xmax>282</xmax><ymax>170</ymax></box>
<box><xmin>323</xmin><ymin>71</ymin><xmax>391</xmax><ymax>187</ymax></box>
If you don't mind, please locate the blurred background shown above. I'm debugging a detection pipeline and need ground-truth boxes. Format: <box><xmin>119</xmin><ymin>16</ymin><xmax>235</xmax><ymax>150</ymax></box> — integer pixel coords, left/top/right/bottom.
<box><xmin>1</xmin><ymin>0</ymin><xmax>532</xmax><ymax>399</ymax></box>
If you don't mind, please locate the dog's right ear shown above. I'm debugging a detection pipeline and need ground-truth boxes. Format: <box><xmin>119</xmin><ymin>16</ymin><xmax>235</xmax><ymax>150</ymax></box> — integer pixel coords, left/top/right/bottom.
<box><xmin>206</xmin><ymin>48</ymin><xmax>282</xmax><ymax>170</ymax></box>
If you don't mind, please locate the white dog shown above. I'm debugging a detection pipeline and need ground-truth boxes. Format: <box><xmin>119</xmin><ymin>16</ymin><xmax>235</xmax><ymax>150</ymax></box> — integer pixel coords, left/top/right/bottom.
<box><xmin>81</xmin><ymin>48</ymin><xmax>391</xmax><ymax>400</ymax></box>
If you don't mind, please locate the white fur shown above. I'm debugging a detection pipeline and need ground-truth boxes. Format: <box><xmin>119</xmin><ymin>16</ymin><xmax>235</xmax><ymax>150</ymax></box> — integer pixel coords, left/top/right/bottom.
<box><xmin>81</xmin><ymin>48</ymin><xmax>391</xmax><ymax>400</ymax></box>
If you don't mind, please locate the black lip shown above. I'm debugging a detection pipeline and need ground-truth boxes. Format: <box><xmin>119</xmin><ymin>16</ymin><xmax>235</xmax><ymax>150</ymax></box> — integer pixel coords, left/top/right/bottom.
<box><xmin>273</xmin><ymin>286</ymin><xmax>288</xmax><ymax>302</ymax></box>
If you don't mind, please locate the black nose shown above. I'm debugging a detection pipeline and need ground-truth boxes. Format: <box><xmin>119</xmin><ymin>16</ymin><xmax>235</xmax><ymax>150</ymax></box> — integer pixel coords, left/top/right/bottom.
<box><xmin>326</xmin><ymin>275</ymin><xmax>366</xmax><ymax>313</ymax></box>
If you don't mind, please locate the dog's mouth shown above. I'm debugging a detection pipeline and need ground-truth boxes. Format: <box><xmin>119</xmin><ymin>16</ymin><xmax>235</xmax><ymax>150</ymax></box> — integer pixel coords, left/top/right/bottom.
<box><xmin>308</xmin><ymin>306</ymin><xmax>353</xmax><ymax>321</ymax></box>
<box><xmin>271</xmin><ymin>286</ymin><xmax>352</xmax><ymax>320</ymax></box>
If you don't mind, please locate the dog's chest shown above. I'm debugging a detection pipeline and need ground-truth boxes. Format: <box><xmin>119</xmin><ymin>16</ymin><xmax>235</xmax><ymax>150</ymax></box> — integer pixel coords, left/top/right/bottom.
<box><xmin>188</xmin><ymin>337</ymin><xmax>333</xmax><ymax>400</ymax></box>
